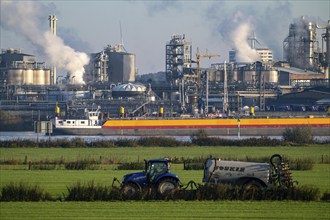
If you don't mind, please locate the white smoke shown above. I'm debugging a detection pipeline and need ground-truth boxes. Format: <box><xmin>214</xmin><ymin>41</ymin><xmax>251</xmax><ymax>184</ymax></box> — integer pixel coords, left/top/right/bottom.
<box><xmin>43</xmin><ymin>32</ymin><xmax>89</xmax><ymax>84</ymax></box>
<box><xmin>1</xmin><ymin>0</ymin><xmax>89</xmax><ymax>84</ymax></box>
<box><xmin>231</xmin><ymin>22</ymin><xmax>259</xmax><ymax>62</ymax></box>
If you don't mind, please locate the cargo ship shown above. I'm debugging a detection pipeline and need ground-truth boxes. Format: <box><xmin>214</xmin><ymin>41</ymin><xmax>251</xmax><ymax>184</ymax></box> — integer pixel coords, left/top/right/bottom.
<box><xmin>50</xmin><ymin>109</ymin><xmax>330</xmax><ymax>136</ymax></box>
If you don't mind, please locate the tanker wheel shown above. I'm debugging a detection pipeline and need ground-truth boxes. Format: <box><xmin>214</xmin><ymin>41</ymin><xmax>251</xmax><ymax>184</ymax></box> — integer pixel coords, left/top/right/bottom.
<box><xmin>157</xmin><ymin>178</ymin><xmax>179</xmax><ymax>195</ymax></box>
<box><xmin>122</xmin><ymin>183</ymin><xmax>140</xmax><ymax>198</ymax></box>
<box><xmin>243</xmin><ymin>180</ymin><xmax>264</xmax><ymax>191</ymax></box>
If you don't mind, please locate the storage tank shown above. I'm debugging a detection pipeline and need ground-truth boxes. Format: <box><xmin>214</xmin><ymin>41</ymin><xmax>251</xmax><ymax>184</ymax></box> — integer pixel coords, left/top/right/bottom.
<box><xmin>108</xmin><ymin>52</ymin><xmax>136</xmax><ymax>83</ymax></box>
<box><xmin>7</xmin><ymin>69</ymin><xmax>23</xmax><ymax>85</ymax></box>
<box><xmin>232</xmin><ymin>69</ymin><xmax>239</xmax><ymax>81</ymax></box>
<box><xmin>243</xmin><ymin>70</ymin><xmax>256</xmax><ymax>82</ymax></box>
<box><xmin>112</xmin><ymin>83</ymin><xmax>146</xmax><ymax>98</ymax></box>
<box><xmin>33</xmin><ymin>69</ymin><xmax>45</xmax><ymax>85</ymax></box>
<box><xmin>265</xmin><ymin>70</ymin><xmax>278</xmax><ymax>83</ymax></box>
<box><xmin>44</xmin><ymin>69</ymin><xmax>51</xmax><ymax>85</ymax></box>
<box><xmin>23</xmin><ymin>69</ymin><xmax>34</xmax><ymax>84</ymax></box>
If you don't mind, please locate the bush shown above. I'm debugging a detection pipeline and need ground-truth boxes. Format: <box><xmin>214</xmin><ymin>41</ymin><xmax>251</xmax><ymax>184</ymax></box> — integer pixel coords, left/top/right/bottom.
<box><xmin>117</xmin><ymin>162</ymin><xmax>144</xmax><ymax>170</ymax></box>
<box><xmin>115</xmin><ymin>139</ymin><xmax>138</xmax><ymax>147</ymax></box>
<box><xmin>65</xmin><ymin>181</ymin><xmax>114</xmax><ymax>201</ymax></box>
<box><xmin>137</xmin><ymin>137</ymin><xmax>188</xmax><ymax>147</ymax></box>
<box><xmin>321</xmin><ymin>191</ymin><xmax>330</xmax><ymax>201</ymax></box>
<box><xmin>0</xmin><ymin>182</ymin><xmax>52</xmax><ymax>201</ymax></box>
<box><xmin>65</xmin><ymin>159</ymin><xmax>100</xmax><ymax>170</ymax></box>
<box><xmin>282</xmin><ymin>127</ymin><xmax>314</xmax><ymax>144</ymax></box>
<box><xmin>289</xmin><ymin>158</ymin><xmax>314</xmax><ymax>170</ymax></box>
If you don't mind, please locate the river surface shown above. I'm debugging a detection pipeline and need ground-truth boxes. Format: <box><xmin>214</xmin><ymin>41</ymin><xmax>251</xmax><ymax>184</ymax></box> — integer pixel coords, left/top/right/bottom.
<box><xmin>0</xmin><ymin>131</ymin><xmax>329</xmax><ymax>142</ymax></box>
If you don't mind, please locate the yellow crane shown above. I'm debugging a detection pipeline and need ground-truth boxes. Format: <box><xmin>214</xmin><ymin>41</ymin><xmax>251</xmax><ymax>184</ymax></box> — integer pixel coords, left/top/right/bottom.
<box><xmin>195</xmin><ymin>48</ymin><xmax>220</xmax><ymax>93</ymax></box>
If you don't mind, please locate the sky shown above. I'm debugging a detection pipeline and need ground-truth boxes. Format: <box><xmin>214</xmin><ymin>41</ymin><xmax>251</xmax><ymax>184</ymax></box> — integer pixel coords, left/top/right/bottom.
<box><xmin>1</xmin><ymin>0</ymin><xmax>329</xmax><ymax>76</ymax></box>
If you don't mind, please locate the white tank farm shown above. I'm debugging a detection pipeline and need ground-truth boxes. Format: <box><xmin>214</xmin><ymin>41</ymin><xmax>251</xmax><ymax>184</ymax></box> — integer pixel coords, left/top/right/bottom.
<box><xmin>243</xmin><ymin>70</ymin><xmax>278</xmax><ymax>83</ymax></box>
<box><xmin>7</xmin><ymin>68</ymin><xmax>50</xmax><ymax>85</ymax></box>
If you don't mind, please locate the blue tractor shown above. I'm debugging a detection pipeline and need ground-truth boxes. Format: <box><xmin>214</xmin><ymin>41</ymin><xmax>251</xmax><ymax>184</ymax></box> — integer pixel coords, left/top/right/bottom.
<box><xmin>120</xmin><ymin>158</ymin><xmax>180</xmax><ymax>196</ymax></box>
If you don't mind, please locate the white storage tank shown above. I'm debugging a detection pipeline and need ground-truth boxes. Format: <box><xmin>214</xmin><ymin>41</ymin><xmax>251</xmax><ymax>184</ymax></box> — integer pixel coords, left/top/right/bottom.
<box><xmin>243</xmin><ymin>70</ymin><xmax>256</xmax><ymax>82</ymax></box>
<box><xmin>108</xmin><ymin>52</ymin><xmax>136</xmax><ymax>83</ymax></box>
<box><xmin>265</xmin><ymin>70</ymin><xmax>278</xmax><ymax>83</ymax></box>
<box><xmin>23</xmin><ymin>69</ymin><xmax>34</xmax><ymax>84</ymax></box>
<box><xmin>44</xmin><ymin>69</ymin><xmax>50</xmax><ymax>85</ymax></box>
<box><xmin>7</xmin><ymin>69</ymin><xmax>23</xmax><ymax>85</ymax></box>
<box><xmin>33</xmin><ymin>69</ymin><xmax>45</xmax><ymax>85</ymax></box>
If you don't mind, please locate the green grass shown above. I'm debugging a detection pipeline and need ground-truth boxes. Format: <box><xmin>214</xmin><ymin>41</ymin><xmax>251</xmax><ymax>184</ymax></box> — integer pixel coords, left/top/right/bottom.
<box><xmin>293</xmin><ymin>164</ymin><xmax>330</xmax><ymax>193</ymax></box>
<box><xmin>1</xmin><ymin>145</ymin><xmax>329</xmax><ymax>219</ymax></box>
<box><xmin>0</xmin><ymin>201</ymin><xmax>329</xmax><ymax>220</ymax></box>
<box><xmin>1</xmin><ymin>164</ymin><xmax>329</xmax><ymax>197</ymax></box>
<box><xmin>1</xmin><ymin>145</ymin><xmax>329</xmax><ymax>163</ymax></box>
<box><xmin>1</xmin><ymin>146</ymin><xmax>329</xmax><ymax>197</ymax></box>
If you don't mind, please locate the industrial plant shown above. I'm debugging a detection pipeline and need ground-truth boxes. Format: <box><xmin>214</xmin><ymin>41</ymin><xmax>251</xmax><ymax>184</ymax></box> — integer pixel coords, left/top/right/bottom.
<box><xmin>0</xmin><ymin>16</ymin><xmax>329</xmax><ymax>131</ymax></box>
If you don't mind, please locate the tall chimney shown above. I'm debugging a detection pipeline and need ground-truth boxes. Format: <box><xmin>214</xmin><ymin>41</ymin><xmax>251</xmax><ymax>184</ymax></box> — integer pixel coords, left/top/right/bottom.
<box><xmin>49</xmin><ymin>15</ymin><xmax>57</xmax><ymax>85</ymax></box>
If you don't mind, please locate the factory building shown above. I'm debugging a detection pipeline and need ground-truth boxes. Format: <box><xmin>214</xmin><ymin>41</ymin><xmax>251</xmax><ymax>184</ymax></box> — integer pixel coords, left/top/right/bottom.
<box><xmin>86</xmin><ymin>44</ymin><xmax>136</xmax><ymax>84</ymax></box>
<box><xmin>256</xmin><ymin>48</ymin><xmax>273</xmax><ymax>63</ymax></box>
<box><xmin>228</xmin><ymin>48</ymin><xmax>273</xmax><ymax>64</ymax></box>
<box><xmin>0</xmin><ymin>48</ymin><xmax>50</xmax><ymax>85</ymax></box>
<box><xmin>165</xmin><ymin>34</ymin><xmax>192</xmax><ymax>83</ymax></box>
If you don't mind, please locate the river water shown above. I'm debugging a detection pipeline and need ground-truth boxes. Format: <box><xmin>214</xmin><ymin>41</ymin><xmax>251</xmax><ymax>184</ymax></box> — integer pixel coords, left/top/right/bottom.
<box><xmin>0</xmin><ymin>131</ymin><xmax>329</xmax><ymax>142</ymax></box>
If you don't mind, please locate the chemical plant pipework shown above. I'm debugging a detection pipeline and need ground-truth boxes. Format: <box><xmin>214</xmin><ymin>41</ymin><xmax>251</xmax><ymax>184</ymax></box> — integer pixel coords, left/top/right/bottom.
<box><xmin>283</xmin><ymin>17</ymin><xmax>330</xmax><ymax>78</ymax></box>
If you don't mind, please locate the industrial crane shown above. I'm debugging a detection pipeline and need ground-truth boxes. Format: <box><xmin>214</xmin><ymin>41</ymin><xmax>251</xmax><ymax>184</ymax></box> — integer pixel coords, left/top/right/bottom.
<box><xmin>195</xmin><ymin>48</ymin><xmax>220</xmax><ymax>92</ymax></box>
<box><xmin>192</xmin><ymin>48</ymin><xmax>220</xmax><ymax>114</ymax></box>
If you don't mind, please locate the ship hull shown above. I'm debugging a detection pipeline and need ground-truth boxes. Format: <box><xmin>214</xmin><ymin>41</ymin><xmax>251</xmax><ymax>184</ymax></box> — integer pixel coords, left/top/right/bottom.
<box><xmin>51</xmin><ymin>117</ymin><xmax>330</xmax><ymax>136</ymax></box>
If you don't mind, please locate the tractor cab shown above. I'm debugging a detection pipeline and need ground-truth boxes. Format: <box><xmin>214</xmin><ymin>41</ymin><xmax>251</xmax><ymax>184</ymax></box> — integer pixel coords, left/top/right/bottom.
<box><xmin>145</xmin><ymin>159</ymin><xmax>171</xmax><ymax>183</ymax></box>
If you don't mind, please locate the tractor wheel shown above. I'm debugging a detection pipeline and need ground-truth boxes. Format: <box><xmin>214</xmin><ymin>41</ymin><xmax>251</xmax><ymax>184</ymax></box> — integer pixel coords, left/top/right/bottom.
<box><xmin>121</xmin><ymin>183</ymin><xmax>140</xmax><ymax>199</ymax></box>
<box><xmin>157</xmin><ymin>178</ymin><xmax>179</xmax><ymax>195</ymax></box>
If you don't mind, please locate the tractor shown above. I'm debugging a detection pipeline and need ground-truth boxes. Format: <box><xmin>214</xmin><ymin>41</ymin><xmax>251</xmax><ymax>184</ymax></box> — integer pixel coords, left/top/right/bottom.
<box><xmin>119</xmin><ymin>158</ymin><xmax>180</xmax><ymax>197</ymax></box>
<box><xmin>117</xmin><ymin>154</ymin><xmax>293</xmax><ymax>198</ymax></box>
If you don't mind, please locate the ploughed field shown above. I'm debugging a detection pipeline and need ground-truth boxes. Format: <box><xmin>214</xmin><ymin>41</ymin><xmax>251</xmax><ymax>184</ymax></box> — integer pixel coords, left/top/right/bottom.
<box><xmin>0</xmin><ymin>145</ymin><xmax>329</xmax><ymax>219</ymax></box>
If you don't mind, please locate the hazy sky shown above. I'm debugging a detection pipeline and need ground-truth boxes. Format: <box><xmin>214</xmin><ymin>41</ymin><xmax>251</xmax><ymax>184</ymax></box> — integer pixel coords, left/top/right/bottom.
<box><xmin>1</xmin><ymin>0</ymin><xmax>329</xmax><ymax>75</ymax></box>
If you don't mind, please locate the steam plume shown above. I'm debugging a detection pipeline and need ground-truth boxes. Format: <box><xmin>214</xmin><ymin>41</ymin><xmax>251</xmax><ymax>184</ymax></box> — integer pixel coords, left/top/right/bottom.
<box><xmin>231</xmin><ymin>22</ymin><xmax>259</xmax><ymax>62</ymax></box>
<box><xmin>1</xmin><ymin>0</ymin><xmax>89</xmax><ymax>84</ymax></box>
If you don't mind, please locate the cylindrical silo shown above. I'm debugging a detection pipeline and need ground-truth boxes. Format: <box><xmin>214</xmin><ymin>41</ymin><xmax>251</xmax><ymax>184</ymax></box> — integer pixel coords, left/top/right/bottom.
<box><xmin>7</xmin><ymin>69</ymin><xmax>23</xmax><ymax>85</ymax></box>
<box><xmin>243</xmin><ymin>70</ymin><xmax>256</xmax><ymax>82</ymax></box>
<box><xmin>23</xmin><ymin>69</ymin><xmax>34</xmax><ymax>84</ymax></box>
<box><xmin>232</xmin><ymin>70</ymin><xmax>239</xmax><ymax>82</ymax></box>
<box><xmin>267</xmin><ymin>70</ymin><xmax>278</xmax><ymax>83</ymax></box>
<box><xmin>123</xmin><ymin>53</ymin><xmax>135</xmax><ymax>82</ymax></box>
<box><xmin>108</xmin><ymin>52</ymin><xmax>136</xmax><ymax>83</ymax></box>
<box><xmin>33</xmin><ymin>69</ymin><xmax>45</xmax><ymax>85</ymax></box>
<box><xmin>44</xmin><ymin>69</ymin><xmax>51</xmax><ymax>85</ymax></box>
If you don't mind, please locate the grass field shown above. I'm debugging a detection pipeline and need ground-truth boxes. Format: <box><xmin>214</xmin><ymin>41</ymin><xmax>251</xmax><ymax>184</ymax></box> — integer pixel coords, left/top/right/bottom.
<box><xmin>1</xmin><ymin>145</ymin><xmax>329</xmax><ymax>163</ymax></box>
<box><xmin>0</xmin><ymin>164</ymin><xmax>329</xmax><ymax>197</ymax></box>
<box><xmin>1</xmin><ymin>201</ymin><xmax>329</xmax><ymax>220</ymax></box>
<box><xmin>1</xmin><ymin>145</ymin><xmax>329</xmax><ymax>219</ymax></box>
